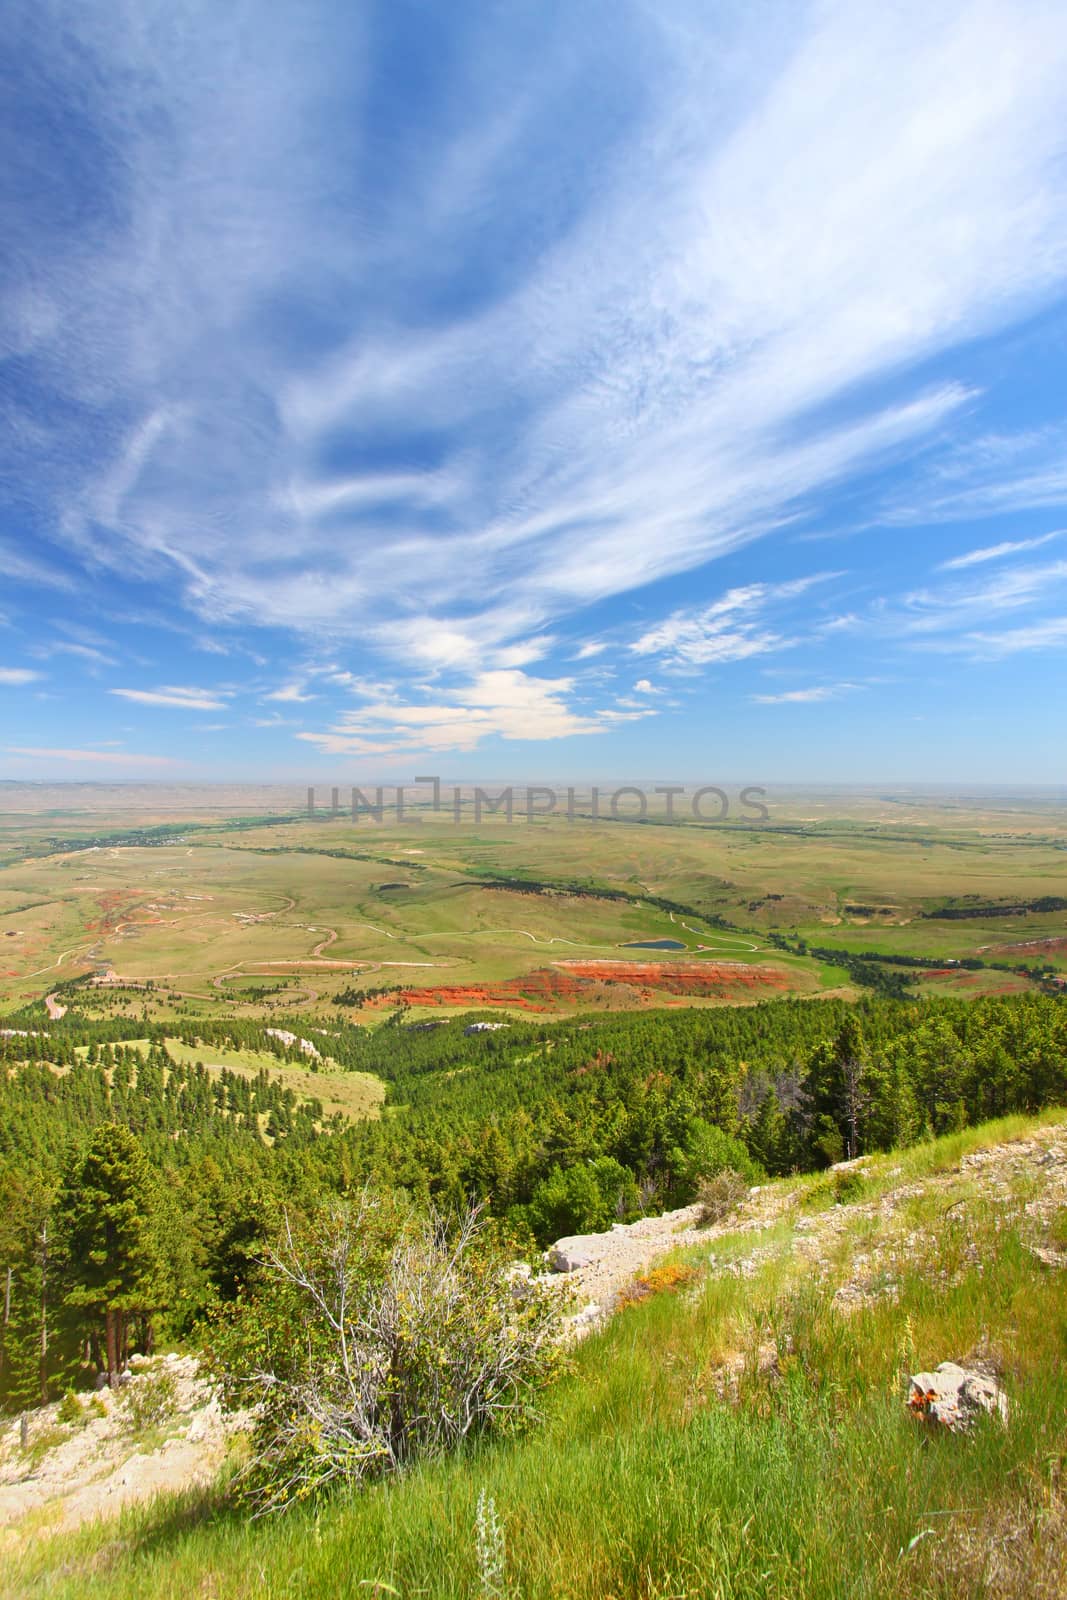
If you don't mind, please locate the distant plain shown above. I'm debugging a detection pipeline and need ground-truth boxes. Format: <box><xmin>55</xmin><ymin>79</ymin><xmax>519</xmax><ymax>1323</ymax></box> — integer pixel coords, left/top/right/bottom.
<box><xmin>1</xmin><ymin>783</ymin><xmax>1065</xmax><ymax>1025</ymax></box>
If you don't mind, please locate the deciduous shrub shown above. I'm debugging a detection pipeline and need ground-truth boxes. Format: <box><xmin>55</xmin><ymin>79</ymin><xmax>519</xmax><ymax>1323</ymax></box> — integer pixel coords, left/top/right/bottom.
<box><xmin>528</xmin><ymin>1156</ymin><xmax>639</xmax><ymax>1242</ymax></box>
<box><xmin>832</xmin><ymin>1167</ymin><xmax>867</xmax><ymax>1205</ymax></box>
<box><xmin>695</xmin><ymin>1168</ymin><xmax>750</xmax><ymax>1225</ymax></box>
<box><xmin>122</xmin><ymin>1369</ymin><xmax>178</xmax><ymax>1434</ymax></box>
<box><xmin>673</xmin><ymin>1119</ymin><xmax>762</xmax><ymax>1200</ymax></box>
<box><xmin>207</xmin><ymin>1190</ymin><xmax>569</xmax><ymax>1513</ymax></box>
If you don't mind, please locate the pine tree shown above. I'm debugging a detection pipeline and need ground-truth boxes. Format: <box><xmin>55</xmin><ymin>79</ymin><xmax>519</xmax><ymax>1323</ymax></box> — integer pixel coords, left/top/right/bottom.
<box><xmin>800</xmin><ymin>1016</ymin><xmax>883</xmax><ymax>1164</ymax></box>
<box><xmin>0</xmin><ymin>1169</ymin><xmax>57</xmax><ymax>1407</ymax></box>
<box><xmin>57</xmin><ymin>1124</ymin><xmax>164</xmax><ymax>1387</ymax></box>
<box><xmin>748</xmin><ymin>1086</ymin><xmax>792</xmax><ymax>1175</ymax></box>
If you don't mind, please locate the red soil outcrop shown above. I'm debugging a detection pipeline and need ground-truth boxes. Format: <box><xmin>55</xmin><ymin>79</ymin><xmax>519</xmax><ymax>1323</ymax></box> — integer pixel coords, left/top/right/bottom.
<box><xmin>361</xmin><ymin>960</ymin><xmax>795</xmax><ymax>1012</ymax></box>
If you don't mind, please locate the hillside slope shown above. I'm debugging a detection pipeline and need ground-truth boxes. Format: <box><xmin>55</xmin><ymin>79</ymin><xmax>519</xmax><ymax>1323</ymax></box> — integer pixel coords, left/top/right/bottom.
<box><xmin>7</xmin><ymin>1109</ymin><xmax>1067</xmax><ymax>1598</ymax></box>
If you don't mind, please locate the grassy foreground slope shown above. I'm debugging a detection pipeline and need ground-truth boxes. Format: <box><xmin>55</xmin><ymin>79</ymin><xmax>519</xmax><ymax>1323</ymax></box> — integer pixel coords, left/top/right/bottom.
<box><xmin>11</xmin><ymin>1111</ymin><xmax>1067</xmax><ymax>1600</ymax></box>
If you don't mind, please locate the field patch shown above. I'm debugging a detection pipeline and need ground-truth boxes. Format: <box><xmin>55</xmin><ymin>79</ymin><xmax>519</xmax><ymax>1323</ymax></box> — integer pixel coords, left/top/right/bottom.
<box><xmin>71</xmin><ymin>1037</ymin><xmax>385</xmax><ymax>1123</ymax></box>
<box><xmin>160</xmin><ymin>1039</ymin><xmax>384</xmax><ymax>1122</ymax></box>
<box><xmin>916</xmin><ymin>968</ymin><xmax>1035</xmax><ymax>997</ymax></box>
<box><xmin>986</xmin><ymin>934</ymin><xmax>1067</xmax><ymax>964</ymax></box>
<box><xmin>4</xmin><ymin>794</ymin><xmax>1067</xmax><ymax>1020</ymax></box>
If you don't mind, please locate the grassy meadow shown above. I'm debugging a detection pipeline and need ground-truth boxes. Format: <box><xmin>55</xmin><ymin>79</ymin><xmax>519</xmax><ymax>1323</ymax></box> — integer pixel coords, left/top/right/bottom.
<box><xmin>66</xmin><ymin>1036</ymin><xmax>386</xmax><ymax>1125</ymax></box>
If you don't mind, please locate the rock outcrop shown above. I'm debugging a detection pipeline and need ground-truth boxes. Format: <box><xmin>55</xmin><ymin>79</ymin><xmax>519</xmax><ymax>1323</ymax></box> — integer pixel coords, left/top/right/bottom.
<box><xmin>265</xmin><ymin>1028</ymin><xmax>319</xmax><ymax>1057</ymax></box>
<box><xmin>908</xmin><ymin>1361</ymin><xmax>1009</xmax><ymax>1432</ymax></box>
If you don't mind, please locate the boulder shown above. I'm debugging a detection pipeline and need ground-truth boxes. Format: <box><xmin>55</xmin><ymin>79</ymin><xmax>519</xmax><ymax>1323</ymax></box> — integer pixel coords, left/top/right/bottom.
<box><xmin>907</xmin><ymin>1361</ymin><xmax>1009</xmax><ymax>1432</ymax></box>
<box><xmin>546</xmin><ymin>1239</ymin><xmax>596</xmax><ymax>1273</ymax></box>
<box><xmin>265</xmin><ymin>1028</ymin><xmax>320</xmax><ymax>1058</ymax></box>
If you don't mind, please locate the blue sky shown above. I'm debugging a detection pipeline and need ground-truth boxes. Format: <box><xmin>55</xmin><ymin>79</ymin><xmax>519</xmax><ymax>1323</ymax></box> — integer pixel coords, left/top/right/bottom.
<box><xmin>2</xmin><ymin>0</ymin><xmax>1067</xmax><ymax>784</ymax></box>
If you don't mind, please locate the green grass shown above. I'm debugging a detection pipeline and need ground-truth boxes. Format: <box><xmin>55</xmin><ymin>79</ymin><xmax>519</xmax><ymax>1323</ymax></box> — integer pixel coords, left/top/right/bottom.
<box><xmin>875</xmin><ymin>1105</ymin><xmax>1067</xmax><ymax>1184</ymax></box>
<box><xmin>9</xmin><ymin>1112</ymin><xmax>1067</xmax><ymax>1599</ymax></box>
<box><xmin>160</xmin><ymin>1038</ymin><xmax>385</xmax><ymax>1122</ymax></box>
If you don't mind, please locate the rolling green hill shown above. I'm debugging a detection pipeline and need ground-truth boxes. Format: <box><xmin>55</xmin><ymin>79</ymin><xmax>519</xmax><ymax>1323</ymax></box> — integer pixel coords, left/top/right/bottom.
<box><xmin>7</xmin><ymin>1109</ymin><xmax>1067</xmax><ymax>1599</ymax></box>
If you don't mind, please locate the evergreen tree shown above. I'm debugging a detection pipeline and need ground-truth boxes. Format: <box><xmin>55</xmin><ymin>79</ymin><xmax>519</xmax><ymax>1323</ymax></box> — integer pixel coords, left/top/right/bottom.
<box><xmin>747</xmin><ymin>1086</ymin><xmax>793</xmax><ymax>1175</ymax></box>
<box><xmin>57</xmin><ymin>1124</ymin><xmax>164</xmax><ymax>1387</ymax></box>
<box><xmin>800</xmin><ymin>1015</ymin><xmax>883</xmax><ymax>1164</ymax></box>
<box><xmin>0</xmin><ymin>1168</ymin><xmax>57</xmax><ymax>1407</ymax></box>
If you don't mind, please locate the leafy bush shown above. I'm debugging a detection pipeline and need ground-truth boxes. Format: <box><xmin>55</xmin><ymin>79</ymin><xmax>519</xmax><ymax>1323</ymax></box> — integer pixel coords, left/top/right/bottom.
<box><xmin>528</xmin><ymin>1157</ymin><xmax>640</xmax><ymax>1242</ymax></box>
<box><xmin>695</xmin><ymin>1168</ymin><xmax>749</xmax><ymax>1225</ymax></box>
<box><xmin>672</xmin><ymin>1119</ymin><xmax>762</xmax><ymax>1200</ymax></box>
<box><xmin>208</xmin><ymin>1190</ymin><xmax>570</xmax><ymax>1513</ymax></box>
<box><xmin>831</xmin><ymin>1167</ymin><xmax>867</xmax><ymax>1205</ymax></box>
<box><xmin>123</xmin><ymin>1369</ymin><xmax>178</xmax><ymax>1434</ymax></box>
<box><xmin>800</xmin><ymin>1165</ymin><xmax>868</xmax><ymax>1212</ymax></box>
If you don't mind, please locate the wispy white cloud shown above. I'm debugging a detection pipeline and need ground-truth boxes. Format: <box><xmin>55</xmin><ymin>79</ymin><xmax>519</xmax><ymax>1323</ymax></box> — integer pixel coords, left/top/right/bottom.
<box><xmin>0</xmin><ymin>667</ymin><xmax>42</xmax><ymax>686</ymax></box>
<box><xmin>631</xmin><ymin>574</ymin><xmax>836</xmax><ymax>667</ymax></box>
<box><xmin>5</xmin><ymin>746</ymin><xmax>179</xmax><ymax>765</ymax></box>
<box><xmin>9</xmin><ymin>0</ymin><xmax>1067</xmax><ymax>677</ymax></box>
<box><xmin>493</xmin><ymin>637</ymin><xmax>555</xmax><ymax>669</ymax></box>
<box><xmin>108</xmin><ymin>684</ymin><xmax>228</xmax><ymax>711</ymax></box>
<box><xmin>936</xmin><ymin>531</ymin><xmax>1062</xmax><ymax>570</ymax></box>
<box><xmin>265</xmin><ymin>681</ymin><xmax>315</xmax><ymax>703</ymax></box>
<box><xmin>823</xmin><ymin>551</ymin><xmax>1067</xmax><ymax>661</ymax></box>
<box><xmin>0</xmin><ymin>540</ymin><xmax>72</xmax><ymax>589</ymax></box>
<box><xmin>751</xmin><ymin>683</ymin><xmax>859</xmax><ymax>704</ymax></box>
<box><xmin>595</xmin><ymin>705</ymin><xmax>657</xmax><ymax>723</ymax></box>
<box><xmin>885</xmin><ymin>429</ymin><xmax>1067</xmax><ymax>524</ymax></box>
<box><xmin>964</xmin><ymin>617</ymin><xmax>1067</xmax><ymax>655</ymax></box>
<box><xmin>31</xmin><ymin>640</ymin><xmax>118</xmax><ymax>669</ymax></box>
<box><xmin>276</xmin><ymin>468</ymin><xmax>464</xmax><ymax>523</ymax></box>
<box><xmin>329</xmin><ymin>672</ymin><xmax>397</xmax><ymax>697</ymax></box>
<box><xmin>813</xmin><ymin>613</ymin><xmax>863</xmax><ymax>636</ymax></box>
<box><xmin>901</xmin><ymin>559</ymin><xmax>1067</xmax><ymax>634</ymax></box>
<box><xmin>297</xmin><ymin>668</ymin><xmax>631</xmax><ymax>757</ymax></box>
<box><xmin>364</xmin><ymin>610</ymin><xmax>551</xmax><ymax>675</ymax></box>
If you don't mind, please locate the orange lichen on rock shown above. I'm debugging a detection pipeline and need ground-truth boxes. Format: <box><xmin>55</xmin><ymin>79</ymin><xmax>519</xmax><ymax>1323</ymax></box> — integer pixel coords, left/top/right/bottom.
<box><xmin>617</xmin><ymin>1263</ymin><xmax>700</xmax><ymax>1308</ymax></box>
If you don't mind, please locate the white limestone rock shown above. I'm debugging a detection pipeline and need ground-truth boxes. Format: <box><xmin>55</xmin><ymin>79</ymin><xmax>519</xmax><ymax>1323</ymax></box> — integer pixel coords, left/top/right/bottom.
<box><xmin>907</xmin><ymin>1361</ymin><xmax>1009</xmax><ymax>1432</ymax></box>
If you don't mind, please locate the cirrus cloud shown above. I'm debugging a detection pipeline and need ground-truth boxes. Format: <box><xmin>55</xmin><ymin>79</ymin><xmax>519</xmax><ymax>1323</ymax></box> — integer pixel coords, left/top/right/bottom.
<box><xmin>108</xmin><ymin>685</ymin><xmax>228</xmax><ymax>711</ymax></box>
<box><xmin>5</xmin><ymin>745</ymin><xmax>179</xmax><ymax>765</ymax></box>
<box><xmin>5</xmin><ymin>1</ymin><xmax>1067</xmax><ymax>666</ymax></box>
